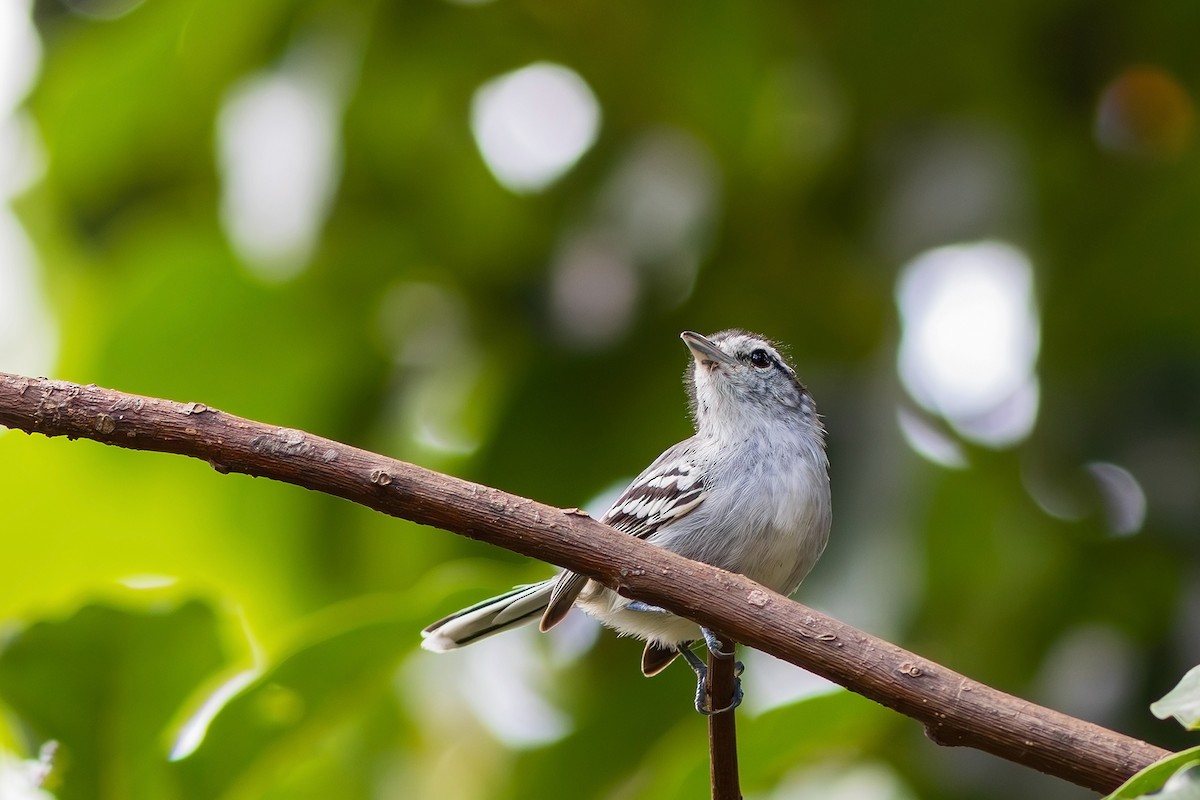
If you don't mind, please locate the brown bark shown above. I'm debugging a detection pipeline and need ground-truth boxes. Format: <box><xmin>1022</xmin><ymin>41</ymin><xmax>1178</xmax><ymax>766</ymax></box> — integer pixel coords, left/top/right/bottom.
<box><xmin>707</xmin><ymin>637</ymin><xmax>742</xmax><ymax>800</ymax></box>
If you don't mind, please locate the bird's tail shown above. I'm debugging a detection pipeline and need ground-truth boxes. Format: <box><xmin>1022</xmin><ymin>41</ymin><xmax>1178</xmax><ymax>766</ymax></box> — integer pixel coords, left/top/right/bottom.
<box><xmin>420</xmin><ymin>580</ymin><xmax>555</xmax><ymax>652</ymax></box>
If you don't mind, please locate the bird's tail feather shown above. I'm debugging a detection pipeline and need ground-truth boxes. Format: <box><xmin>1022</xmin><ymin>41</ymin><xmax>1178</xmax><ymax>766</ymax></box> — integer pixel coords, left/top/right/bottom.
<box><xmin>420</xmin><ymin>580</ymin><xmax>555</xmax><ymax>652</ymax></box>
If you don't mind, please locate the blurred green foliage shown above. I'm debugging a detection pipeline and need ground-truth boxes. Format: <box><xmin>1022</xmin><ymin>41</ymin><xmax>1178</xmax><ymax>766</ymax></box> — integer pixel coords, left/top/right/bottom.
<box><xmin>4</xmin><ymin>1</ymin><xmax>1200</xmax><ymax>798</ymax></box>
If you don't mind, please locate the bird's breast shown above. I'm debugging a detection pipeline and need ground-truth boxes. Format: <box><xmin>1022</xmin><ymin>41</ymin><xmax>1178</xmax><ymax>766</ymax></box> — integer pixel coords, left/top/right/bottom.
<box><xmin>653</xmin><ymin>434</ymin><xmax>831</xmax><ymax>596</ymax></box>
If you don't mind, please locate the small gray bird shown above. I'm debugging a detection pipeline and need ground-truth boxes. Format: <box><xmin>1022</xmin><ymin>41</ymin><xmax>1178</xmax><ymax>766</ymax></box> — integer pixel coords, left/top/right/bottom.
<box><xmin>421</xmin><ymin>329</ymin><xmax>832</xmax><ymax>713</ymax></box>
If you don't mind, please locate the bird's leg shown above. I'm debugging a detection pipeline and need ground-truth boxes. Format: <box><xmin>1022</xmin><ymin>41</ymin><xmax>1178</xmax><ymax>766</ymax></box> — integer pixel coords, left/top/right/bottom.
<box><xmin>625</xmin><ymin>609</ymin><xmax>743</xmax><ymax>713</ymax></box>
<box><xmin>701</xmin><ymin>627</ymin><xmax>737</xmax><ymax>659</ymax></box>
<box><xmin>626</xmin><ymin>600</ymin><xmax>668</xmax><ymax>614</ymax></box>
<box><xmin>678</xmin><ymin>644</ymin><xmax>743</xmax><ymax>715</ymax></box>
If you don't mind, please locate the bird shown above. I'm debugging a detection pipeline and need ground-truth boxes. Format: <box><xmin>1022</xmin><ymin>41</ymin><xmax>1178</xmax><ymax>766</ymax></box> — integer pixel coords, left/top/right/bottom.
<box><xmin>420</xmin><ymin>329</ymin><xmax>832</xmax><ymax>713</ymax></box>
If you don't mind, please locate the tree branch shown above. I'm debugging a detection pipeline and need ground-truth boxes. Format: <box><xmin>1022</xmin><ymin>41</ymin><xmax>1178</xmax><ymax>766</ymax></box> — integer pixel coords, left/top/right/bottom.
<box><xmin>0</xmin><ymin>373</ymin><xmax>1172</xmax><ymax>794</ymax></box>
<box><xmin>707</xmin><ymin>637</ymin><xmax>741</xmax><ymax>800</ymax></box>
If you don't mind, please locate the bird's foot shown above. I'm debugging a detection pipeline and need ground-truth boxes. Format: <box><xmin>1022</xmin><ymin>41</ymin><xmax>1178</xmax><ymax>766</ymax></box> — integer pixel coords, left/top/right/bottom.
<box><xmin>701</xmin><ymin>627</ymin><xmax>736</xmax><ymax>658</ymax></box>
<box><xmin>678</xmin><ymin>644</ymin><xmax>743</xmax><ymax>715</ymax></box>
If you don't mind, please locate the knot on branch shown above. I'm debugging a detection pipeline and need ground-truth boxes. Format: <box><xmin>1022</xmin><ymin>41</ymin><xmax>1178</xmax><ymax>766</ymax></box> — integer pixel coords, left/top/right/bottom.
<box><xmin>180</xmin><ymin>402</ymin><xmax>211</xmax><ymax>415</ymax></box>
<box><xmin>251</xmin><ymin>428</ymin><xmax>313</xmax><ymax>457</ymax></box>
<box><xmin>924</xmin><ymin>721</ymin><xmax>967</xmax><ymax>747</ymax></box>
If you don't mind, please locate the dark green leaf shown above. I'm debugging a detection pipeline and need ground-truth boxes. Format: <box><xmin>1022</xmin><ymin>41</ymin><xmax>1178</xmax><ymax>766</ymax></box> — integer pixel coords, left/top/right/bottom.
<box><xmin>0</xmin><ymin>601</ymin><xmax>226</xmax><ymax>800</ymax></box>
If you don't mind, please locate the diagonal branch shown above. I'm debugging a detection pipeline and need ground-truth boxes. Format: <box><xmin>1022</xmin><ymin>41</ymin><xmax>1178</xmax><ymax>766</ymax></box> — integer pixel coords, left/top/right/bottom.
<box><xmin>0</xmin><ymin>373</ymin><xmax>1173</xmax><ymax>794</ymax></box>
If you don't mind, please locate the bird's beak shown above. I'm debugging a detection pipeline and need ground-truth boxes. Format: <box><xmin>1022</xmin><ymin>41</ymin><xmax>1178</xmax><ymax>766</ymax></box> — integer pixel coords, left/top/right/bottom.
<box><xmin>681</xmin><ymin>331</ymin><xmax>735</xmax><ymax>369</ymax></box>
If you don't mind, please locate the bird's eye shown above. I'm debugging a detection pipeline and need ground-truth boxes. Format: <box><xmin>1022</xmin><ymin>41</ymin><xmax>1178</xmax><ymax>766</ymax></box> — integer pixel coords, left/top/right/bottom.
<box><xmin>748</xmin><ymin>349</ymin><xmax>772</xmax><ymax>369</ymax></box>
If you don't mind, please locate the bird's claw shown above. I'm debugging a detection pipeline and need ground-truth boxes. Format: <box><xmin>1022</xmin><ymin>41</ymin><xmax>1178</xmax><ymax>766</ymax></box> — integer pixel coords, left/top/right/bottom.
<box><xmin>678</xmin><ymin>643</ymin><xmax>744</xmax><ymax>715</ymax></box>
<box><xmin>692</xmin><ymin>667</ymin><xmax>743</xmax><ymax>715</ymax></box>
<box><xmin>702</xmin><ymin>627</ymin><xmax>736</xmax><ymax>658</ymax></box>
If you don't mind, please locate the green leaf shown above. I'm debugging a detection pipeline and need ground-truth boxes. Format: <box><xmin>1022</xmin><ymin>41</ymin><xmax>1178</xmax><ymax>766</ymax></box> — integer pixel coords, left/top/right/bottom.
<box><xmin>1153</xmin><ymin>763</ymin><xmax>1200</xmax><ymax>800</ymax></box>
<box><xmin>1153</xmin><ymin>665</ymin><xmax>1200</xmax><ymax>731</ymax></box>
<box><xmin>0</xmin><ymin>601</ymin><xmax>226</xmax><ymax>800</ymax></box>
<box><xmin>168</xmin><ymin>595</ymin><xmax>416</xmax><ymax>800</ymax></box>
<box><xmin>1104</xmin><ymin>747</ymin><xmax>1200</xmax><ymax>800</ymax></box>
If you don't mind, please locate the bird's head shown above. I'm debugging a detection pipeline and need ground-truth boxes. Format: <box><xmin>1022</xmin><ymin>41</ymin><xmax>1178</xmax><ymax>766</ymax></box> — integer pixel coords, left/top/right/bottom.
<box><xmin>681</xmin><ymin>329</ymin><xmax>819</xmax><ymax>439</ymax></box>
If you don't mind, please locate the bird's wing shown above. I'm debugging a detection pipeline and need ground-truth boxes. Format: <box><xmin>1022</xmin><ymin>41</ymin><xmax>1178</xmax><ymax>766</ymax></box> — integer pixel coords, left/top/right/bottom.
<box><xmin>598</xmin><ymin>438</ymin><xmax>707</xmax><ymax>540</ymax></box>
<box><xmin>540</xmin><ymin>438</ymin><xmax>707</xmax><ymax>631</ymax></box>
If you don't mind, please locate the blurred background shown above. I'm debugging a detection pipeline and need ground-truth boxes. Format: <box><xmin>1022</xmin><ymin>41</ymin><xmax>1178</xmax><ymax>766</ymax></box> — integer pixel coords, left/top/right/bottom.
<box><xmin>1</xmin><ymin>1</ymin><xmax>1200</xmax><ymax>798</ymax></box>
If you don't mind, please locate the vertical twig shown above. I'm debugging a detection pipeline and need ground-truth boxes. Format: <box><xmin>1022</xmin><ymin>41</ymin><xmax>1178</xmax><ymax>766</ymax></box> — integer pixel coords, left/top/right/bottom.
<box><xmin>707</xmin><ymin>636</ymin><xmax>741</xmax><ymax>800</ymax></box>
